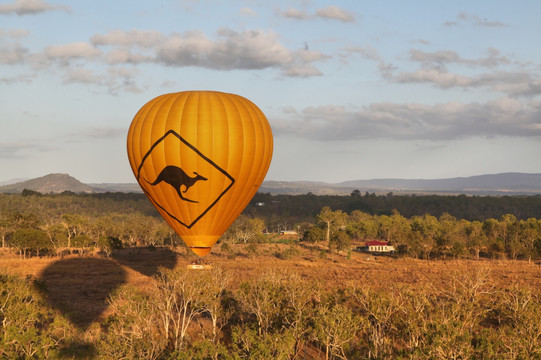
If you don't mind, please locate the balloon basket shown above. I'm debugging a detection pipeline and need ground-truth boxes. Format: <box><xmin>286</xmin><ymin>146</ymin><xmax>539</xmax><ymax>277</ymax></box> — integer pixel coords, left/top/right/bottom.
<box><xmin>187</xmin><ymin>258</ymin><xmax>213</xmax><ymax>270</ymax></box>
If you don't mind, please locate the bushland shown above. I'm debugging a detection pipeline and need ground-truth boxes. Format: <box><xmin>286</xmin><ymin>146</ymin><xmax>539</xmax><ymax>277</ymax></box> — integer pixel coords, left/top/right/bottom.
<box><xmin>2</xmin><ymin>264</ymin><xmax>540</xmax><ymax>359</ymax></box>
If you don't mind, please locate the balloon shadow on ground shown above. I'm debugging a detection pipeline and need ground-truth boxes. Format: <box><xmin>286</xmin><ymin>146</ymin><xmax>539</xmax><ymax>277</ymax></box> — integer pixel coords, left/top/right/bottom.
<box><xmin>111</xmin><ymin>246</ymin><xmax>179</xmax><ymax>277</ymax></box>
<box><xmin>38</xmin><ymin>248</ymin><xmax>179</xmax><ymax>331</ymax></box>
<box><xmin>39</xmin><ymin>257</ymin><xmax>127</xmax><ymax>330</ymax></box>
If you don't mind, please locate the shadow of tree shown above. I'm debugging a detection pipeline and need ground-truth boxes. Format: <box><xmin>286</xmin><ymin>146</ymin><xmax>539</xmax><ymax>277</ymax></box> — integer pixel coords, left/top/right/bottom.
<box><xmin>112</xmin><ymin>246</ymin><xmax>179</xmax><ymax>277</ymax></box>
<box><xmin>39</xmin><ymin>257</ymin><xmax>126</xmax><ymax>330</ymax></box>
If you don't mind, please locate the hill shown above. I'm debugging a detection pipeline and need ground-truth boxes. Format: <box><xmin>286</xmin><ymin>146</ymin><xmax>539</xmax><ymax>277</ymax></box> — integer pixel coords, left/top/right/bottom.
<box><xmin>0</xmin><ymin>173</ymin><xmax>95</xmax><ymax>194</ymax></box>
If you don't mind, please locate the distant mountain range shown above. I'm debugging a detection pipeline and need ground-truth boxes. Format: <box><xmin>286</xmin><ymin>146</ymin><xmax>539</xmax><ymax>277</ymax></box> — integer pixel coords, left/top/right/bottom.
<box><xmin>1</xmin><ymin>172</ymin><xmax>540</xmax><ymax>195</ymax></box>
<box><xmin>260</xmin><ymin>173</ymin><xmax>541</xmax><ymax>195</ymax></box>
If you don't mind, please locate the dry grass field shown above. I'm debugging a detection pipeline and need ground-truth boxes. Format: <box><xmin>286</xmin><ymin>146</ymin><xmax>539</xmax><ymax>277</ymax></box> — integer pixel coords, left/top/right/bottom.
<box><xmin>2</xmin><ymin>243</ymin><xmax>541</xmax><ymax>330</ymax></box>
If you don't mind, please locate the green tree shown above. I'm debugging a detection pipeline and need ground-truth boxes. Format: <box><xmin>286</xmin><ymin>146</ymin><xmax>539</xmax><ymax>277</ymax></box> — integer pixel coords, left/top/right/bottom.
<box><xmin>0</xmin><ymin>212</ymin><xmax>13</xmax><ymax>248</ymax></box>
<box><xmin>316</xmin><ymin>207</ymin><xmax>347</xmax><ymax>250</ymax></box>
<box><xmin>330</xmin><ymin>230</ymin><xmax>351</xmax><ymax>252</ymax></box>
<box><xmin>42</xmin><ymin>222</ymin><xmax>67</xmax><ymax>250</ymax></box>
<box><xmin>437</xmin><ymin>213</ymin><xmax>459</xmax><ymax>258</ymax></box>
<box><xmin>237</xmin><ymin>271</ymin><xmax>286</xmax><ymax>336</ymax></box>
<box><xmin>501</xmin><ymin>214</ymin><xmax>520</xmax><ymax>259</ymax></box>
<box><xmin>197</xmin><ymin>267</ymin><xmax>232</xmax><ymax>344</ymax></box>
<box><xmin>226</xmin><ymin>215</ymin><xmax>265</xmax><ymax>244</ymax></box>
<box><xmin>482</xmin><ymin>218</ymin><xmax>500</xmax><ymax>243</ymax></box>
<box><xmin>464</xmin><ymin>220</ymin><xmax>486</xmax><ymax>260</ymax></box>
<box><xmin>99</xmin><ymin>285</ymin><xmax>165</xmax><ymax>359</ymax></box>
<box><xmin>61</xmin><ymin>213</ymin><xmax>87</xmax><ymax>248</ymax></box>
<box><xmin>302</xmin><ymin>226</ymin><xmax>325</xmax><ymax>243</ymax></box>
<box><xmin>71</xmin><ymin>234</ymin><xmax>93</xmax><ymax>255</ymax></box>
<box><xmin>410</xmin><ymin>215</ymin><xmax>440</xmax><ymax>259</ymax></box>
<box><xmin>351</xmin><ymin>286</ymin><xmax>402</xmax><ymax>359</ymax></box>
<box><xmin>282</xmin><ymin>274</ymin><xmax>320</xmax><ymax>358</ymax></box>
<box><xmin>389</xmin><ymin>210</ymin><xmax>411</xmax><ymax>247</ymax></box>
<box><xmin>313</xmin><ymin>302</ymin><xmax>361</xmax><ymax>360</ymax></box>
<box><xmin>97</xmin><ymin>236</ymin><xmax>122</xmax><ymax>257</ymax></box>
<box><xmin>519</xmin><ymin>218</ymin><xmax>540</xmax><ymax>262</ymax></box>
<box><xmin>10</xmin><ymin>228</ymin><xmax>50</xmax><ymax>258</ymax></box>
<box><xmin>0</xmin><ymin>274</ymin><xmax>75</xmax><ymax>358</ymax></box>
<box><xmin>151</xmin><ymin>268</ymin><xmax>207</xmax><ymax>351</ymax></box>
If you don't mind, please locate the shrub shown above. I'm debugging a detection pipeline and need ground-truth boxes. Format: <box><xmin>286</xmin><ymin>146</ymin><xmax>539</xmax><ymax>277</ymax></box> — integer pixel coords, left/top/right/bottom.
<box><xmin>71</xmin><ymin>235</ymin><xmax>93</xmax><ymax>255</ymax></box>
<box><xmin>0</xmin><ymin>273</ymin><xmax>75</xmax><ymax>358</ymax></box>
<box><xmin>97</xmin><ymin>285</ymin><xmax>165</xmax><ymax>360</ymax></box>
<box><xmin>97</xmin><ymin>236</ymin><xmax>122</xmax><ymax>257</ymax></box>
<box><xmin>302</xmin><ymin>226</ymin><xmax>325</xmax><ymax>243</ymax></box>
<box><xmin>274</xmin><ymin>245</ymin><xmax>300</xmax><ymax>260</ymax></box>
<box><xmin>330</xmin><ymin>230</ymin><xmax>351</xmax><ymax>252</ymax></box>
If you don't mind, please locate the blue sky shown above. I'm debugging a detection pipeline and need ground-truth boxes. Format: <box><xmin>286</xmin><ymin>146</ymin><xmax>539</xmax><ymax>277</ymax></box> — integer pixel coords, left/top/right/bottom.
<box><xmin>1</xmin><ymin>0</ymin><xmax>540</xmax><ymax>183</ymax></box>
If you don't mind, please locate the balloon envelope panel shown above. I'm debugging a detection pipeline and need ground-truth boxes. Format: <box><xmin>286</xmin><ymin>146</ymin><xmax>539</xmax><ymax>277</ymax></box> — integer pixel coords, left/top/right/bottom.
<box><xmin>127</xmin><ymin>91</ymin><xmax>273</xmax><ymax>256</ymax></box>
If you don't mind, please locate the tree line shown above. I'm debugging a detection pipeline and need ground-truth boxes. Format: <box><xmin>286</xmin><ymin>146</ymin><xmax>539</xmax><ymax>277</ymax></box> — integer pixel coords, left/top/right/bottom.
<box><xmin>248</xmin><ymin>191</ymin><xmax>541</xmax><ymax>229</ymax></box>
<box><xmin>0</xmin><ymin>191</ymin><xmax>177</xmax><ymax>257</ymax></box>
<box><xmin>302</xmin><ymin>207</ymin><xmax>541</xmax><ymax>261</ymax></box>
<box><xmin>1</xmin><ymin>191</ymin><xmax>541</xmax><ymax>261</ymax></box>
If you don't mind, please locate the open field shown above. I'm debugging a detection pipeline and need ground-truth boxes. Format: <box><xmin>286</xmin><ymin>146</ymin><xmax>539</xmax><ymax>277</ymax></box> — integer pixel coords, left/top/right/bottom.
<box><xmin>3</xmin><ymin>244</ymin><xmax>541</xmax><ymax>289</ymax></box>
<box><xmin>2</xmin><ymin>243</ymin><xmax>541</xmax><ymax>328</ymax></box>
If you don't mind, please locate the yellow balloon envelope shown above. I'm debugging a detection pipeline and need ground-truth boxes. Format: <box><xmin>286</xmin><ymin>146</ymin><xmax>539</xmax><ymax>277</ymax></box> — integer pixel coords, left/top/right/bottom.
<box><xmin>127</xmin><ymin>91</ymin><xmax>273</xmax><ymax>257</ymax></box>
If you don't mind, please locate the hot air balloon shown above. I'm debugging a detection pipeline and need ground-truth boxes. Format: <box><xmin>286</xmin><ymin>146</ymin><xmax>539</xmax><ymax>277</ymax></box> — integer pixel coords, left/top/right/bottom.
<box><xmin>127</xmin><ymin>91</ymin><xmax>273</xmax><ymax>257</ymax></box>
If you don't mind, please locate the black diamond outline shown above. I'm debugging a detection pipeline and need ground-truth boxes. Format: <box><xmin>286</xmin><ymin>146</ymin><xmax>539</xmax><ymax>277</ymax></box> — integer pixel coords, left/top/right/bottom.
<box><xmin>136</xmin><ymin>130</ymin><xmax>235</xmax><ymax>229</ymax></box>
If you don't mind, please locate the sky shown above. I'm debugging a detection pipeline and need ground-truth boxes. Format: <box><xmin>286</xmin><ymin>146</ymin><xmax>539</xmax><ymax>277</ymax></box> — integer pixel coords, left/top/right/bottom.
<box><xmin>1</xmin><ymin>0</ymin><xmax>541</xmax><ymax>184</ymax></box>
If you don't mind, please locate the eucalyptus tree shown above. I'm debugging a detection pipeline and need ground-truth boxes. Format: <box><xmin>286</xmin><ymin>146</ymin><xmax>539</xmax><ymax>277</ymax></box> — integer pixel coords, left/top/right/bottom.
<box><xmin>316</xmin><ymin>207</ymin><xmax>348</xmax><ymax>248</ymax></box>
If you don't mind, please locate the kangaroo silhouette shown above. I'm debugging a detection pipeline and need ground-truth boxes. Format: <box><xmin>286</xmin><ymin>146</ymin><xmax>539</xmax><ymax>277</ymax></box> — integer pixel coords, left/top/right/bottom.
<box><xmin>145</xmin><ymin>165</ymin><xmax>208</xmax><ymax>203</ymax></box>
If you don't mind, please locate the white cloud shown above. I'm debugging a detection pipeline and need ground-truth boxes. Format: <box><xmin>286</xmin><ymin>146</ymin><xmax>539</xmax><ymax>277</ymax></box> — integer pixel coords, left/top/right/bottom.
<box><xmin>395</xmin><ymin>67</ymin><xmax>541</xmax><ymax>97</ymax></box>
<box><xmin>396</xmin><ymin>68</ymin><xmax>472</xmax><ymax>88</ymax></box>
<box><xmin>282</xmin><ymin>64</ymin><xmax>322</xmax><ymax>78</ymax></box>
<box><xmin>444</xmin><ymin>12</ymin><xmax>507</xmax><ymax>27</ymax></box>
<box><xmin>70</xmin><ymin>126</ymin><xmax>126</xmax><ymax>139</ymax></box>
<box><xmin>63</xmin><ymin>68</ymin><xmax>102</xmax><ymax>85</ymax></box>
<box><xmin>0</xmin><ymin>28</ymin><xmax>30</xmax><ymax>38</ymax></box>
<box><xmin>316</xmin><ymin>6</ymin><xmax>356</xmax><ymax>23</ymax></box>
<box><xmin>1</xmin><ymin>25</ymin><xmax>329</xmax><ymax>91</ymax></box>
<box><xmin>90</xmin><ymin>28</ymin><xmax>324</xmax><ymax>75</ymax></box>
<box><xmin>0</xmin><ymin>0</ymin><xmax>70</xmax><ymax>15</ymax></box>
<box><xmin>409</xmin><ymin>48</ymin><xmax>510</xmax><ymax>68</ymax></box>
<box><xmin>91</xmin><ymin>29</ymin><xmax>165</xmax><ymax>48</ymax></box>
<box><xmin>90</xmin><ymin>30</ymin><xmax>163</xmax><ymax>65</ymax></box>
<box><xmin>104</xmin><ymin>48</ymin><xmax>151</xmax><ymax>64</ymax></box>
<box><xmin>273</xmin><ymin>98</ymin><xmax>541</xmax><ymax>141</ymax></box>
<box><xmin>383</xmin><ymin>47</ymin><xmax>539</xmax><ymax>97</ymax></box>
<box><xmin>280</xmin><ymin>8</ymin><xmax>310</xmax><ymax>20</ymax></box>
<box><xmin>0</xmin><ymin>140</ymin><xmax>54</xmax><ymax>159</ymax></box>
<box><xmin>345</xmin><ymin>45</ymin><xmax>380</xmax><ymax>61</ymax></box>
<box><xmin>0</xmin><ymin>73</ymin><xmax>34</xmax><ymax>84</ymax></box>
<box><xmin>239</xmin><ymin>7</ymin><xmax>257</xmax><ymax>17</ymax></box>
<box><xmin>44</xmin><ymin>42</ymin><xmax>101</xmax><ymax>61</ymax></box>
<box><xmin>156</xmin><ymin>29</ymin><xmax>294</xmax><ymax>70</ymax></box>
<box><xmin>458</xmin><ymin>12</ymin><xmax>507</xmax><ymax>27</ymax></box>
<box><xmin>63</xmin><ymin>66</ymin><xmax>143</xmax><ymax>94</ymax></box>
<box><xmin>344</xmin><ymin>45</ymin><xmax>395</xmax><ymax>78</ymax></box>
<box><xmin>279</xmin><ymin>5</ymin><xmax>355</xmax><ymax>23</ymax></box>
<box><xmin>0</xmin><ymin>42</ymin><xmax>28</xmax><ymax>63</ymax></box>
<box><xmin>295</xmin><ymin>48</ymin><xmax>328</xmax><ymax>63</ymax></box>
